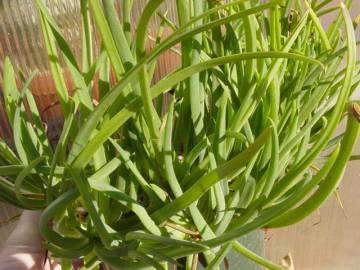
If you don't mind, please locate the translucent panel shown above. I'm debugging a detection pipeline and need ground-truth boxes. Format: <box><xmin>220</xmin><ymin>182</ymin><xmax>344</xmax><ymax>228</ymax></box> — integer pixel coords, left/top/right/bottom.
<box><xmin>0</xmin><ymin>0</ymin><xmax>82</xmax><ymax>77</ymax></box>
<box><xmin>0</xmin><ymin>0</ymin><xmax>178</xmax><ymax>78</ymax></box>
<box><xmin>0</xmin><ymin>0</ymin><xmax>83</xmax><ymax>139</ymax></box>
<box><xmin>0</xmin><ymin>0</ymin><xmax>179</xmax><ymax>139</ymax></box>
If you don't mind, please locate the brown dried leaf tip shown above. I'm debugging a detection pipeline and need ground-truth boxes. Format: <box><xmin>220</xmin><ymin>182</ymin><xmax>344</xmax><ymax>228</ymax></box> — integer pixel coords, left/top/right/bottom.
<box><xmin>350</xmin><ymin>103</ymin><xmax>360</xmax><ymax>123</ymax></box>
<box><xmin>75</xmin><ymin>207</ymin><xmax>88</xmax><ymax>222</ymax></box>
<box><xmin>281</xmin><ymin>252</ymin><xmax>295</xmax><ymax>270</ymax></box>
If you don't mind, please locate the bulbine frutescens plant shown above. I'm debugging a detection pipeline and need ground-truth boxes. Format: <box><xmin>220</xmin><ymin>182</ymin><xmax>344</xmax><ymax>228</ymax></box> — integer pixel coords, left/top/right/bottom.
<box><xmin>0</xmin><ymin>0</ymin><xmax>360</xmax><ymax>269</ymax></box>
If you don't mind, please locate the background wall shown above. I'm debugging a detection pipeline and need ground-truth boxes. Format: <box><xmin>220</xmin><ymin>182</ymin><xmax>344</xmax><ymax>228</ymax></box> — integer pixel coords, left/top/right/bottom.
<box><xmin>265</xmin><ymin>139</ymin><xmax>360</xmax><ymax>270</ymax></box>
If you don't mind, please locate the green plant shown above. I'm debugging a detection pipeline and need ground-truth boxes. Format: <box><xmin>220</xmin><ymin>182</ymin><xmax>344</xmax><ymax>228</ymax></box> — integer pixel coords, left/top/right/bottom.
<box><xmin>0</xmin><ymin>0</ymin><xmax>360</xmax><ymax>269</ymax></box>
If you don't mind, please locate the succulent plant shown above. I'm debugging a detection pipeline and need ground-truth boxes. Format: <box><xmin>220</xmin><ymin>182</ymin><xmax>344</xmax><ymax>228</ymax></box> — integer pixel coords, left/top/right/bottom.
<box><xmin>0</xmin><ymin>0</ymin><xmax>359</xmax><ymax>269</ymax></box>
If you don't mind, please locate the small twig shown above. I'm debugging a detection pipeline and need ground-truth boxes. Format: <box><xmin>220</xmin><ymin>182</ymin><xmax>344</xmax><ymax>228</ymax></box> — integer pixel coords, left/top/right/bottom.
<box><xmin>165</xmin><ymin>221</ymin><xmax>200</xmax><ymax>236</ymax></box>
<box><xmin>310</xmin><ymin>164</ymin><xmax>320</xmax><ymax>172</ymax></box>
<box><xmin>224</xmin><ymin>256</ymin><xmax>230</xmax><ymax>270</ymax></box>
<box><xmin>191</xmin><ymin>254</ymin><xmax>198</xmax><ymax>270</ymax></box>
<box><xmin>302</xmin><ymin>210</ymin><xmax>322</xmax><ymax>233</ymax></box>
<box><xmin>334</xmin><ymin>188</ymin><xmax>347</xmax><ymax>219</ymax></box>
<box><xmin>0</xmin><ymin>213</ymin><xmax>21</xmax><ymax>227</ymax></box>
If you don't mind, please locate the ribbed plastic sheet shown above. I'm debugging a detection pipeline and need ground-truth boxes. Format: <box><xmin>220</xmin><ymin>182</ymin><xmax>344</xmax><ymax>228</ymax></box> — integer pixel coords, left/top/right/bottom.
<box><xmin>0</xmin><ymin>0</ymin><xmax>179</xmax><ymax>140</ymax></box>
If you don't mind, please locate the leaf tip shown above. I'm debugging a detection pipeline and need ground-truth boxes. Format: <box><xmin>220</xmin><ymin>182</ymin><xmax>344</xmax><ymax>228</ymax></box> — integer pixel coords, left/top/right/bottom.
<box><xmin>350</xmin><ymin>102</ymin><xmax>360</xmax><ymax>123</ymax></box>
